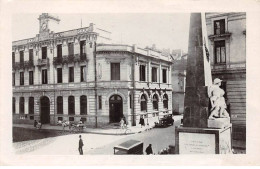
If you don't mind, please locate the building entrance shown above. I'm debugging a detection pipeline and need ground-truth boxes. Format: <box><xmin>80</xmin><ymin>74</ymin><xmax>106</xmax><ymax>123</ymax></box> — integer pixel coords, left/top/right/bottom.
<box><xmin>40</xmin><ymin>96</ymin><xmax>50</xmax><ymax>124</ymax></box>
<box><xmin>109</xmin><ymin>95</ymin><xmax>123</xmax><ymax>123</ymax></box>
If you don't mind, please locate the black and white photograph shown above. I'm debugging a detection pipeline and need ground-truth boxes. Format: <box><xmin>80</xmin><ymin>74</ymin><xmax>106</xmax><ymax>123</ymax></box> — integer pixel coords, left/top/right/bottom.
<box><xmin>0</xmin><ymin>0</ymin><xmax>260</xmax><ymax>166</ymax></box>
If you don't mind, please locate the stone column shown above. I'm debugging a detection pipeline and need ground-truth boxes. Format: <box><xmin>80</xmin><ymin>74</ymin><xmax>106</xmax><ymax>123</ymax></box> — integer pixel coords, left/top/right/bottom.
<box><xmin>24</xmin><ymin>97</ymin><xmax>28</xmax><ymax>114</ymax></box>
<box><xmin>148</xmin><ymin>61</ymin><xmax>151</xmax><ymax>83</ymax></box>
<box><xmin>63</xmin><ymin>96</ymin><xmax>68</xmax><ymax>115</ymax></box>
<box><xmin>15</xmin><ymin>97</ymin><xmax>19</xmax><ymax>114</ymax></box>
<box><xmin>75</xmin><ymin>96</ymin><xmax>80</xmax><ymax>115</ymax></box>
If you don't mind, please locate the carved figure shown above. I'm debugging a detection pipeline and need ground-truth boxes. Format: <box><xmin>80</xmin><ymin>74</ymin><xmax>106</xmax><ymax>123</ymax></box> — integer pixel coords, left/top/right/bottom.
<box><xmin>208</xmin><ymin>78</ymin><xmax>230</xmax><ymax>119</ymax></box>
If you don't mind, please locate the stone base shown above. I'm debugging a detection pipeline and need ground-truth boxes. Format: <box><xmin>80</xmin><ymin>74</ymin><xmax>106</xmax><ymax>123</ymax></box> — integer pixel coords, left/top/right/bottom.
<box><xmin>208</xmin><ymin>118</ymin><xmax>230</xmax><ymax>129</ymax></box>
<box><xmin>175</xmin><ymin>124</ymin><xmax>232</xmax><ymax>154</ymax></box>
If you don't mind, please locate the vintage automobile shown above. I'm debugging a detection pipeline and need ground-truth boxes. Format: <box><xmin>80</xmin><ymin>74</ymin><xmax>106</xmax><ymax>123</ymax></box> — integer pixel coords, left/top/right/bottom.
<box><xmin>114</xmin><ymin>140</ymin><xmax>143</xmax><ymax>155</ymax></box>
<box><xmin>155</xmin><ymin>114</ymin><xmax>174</xmax><ymax>127</ymax></box>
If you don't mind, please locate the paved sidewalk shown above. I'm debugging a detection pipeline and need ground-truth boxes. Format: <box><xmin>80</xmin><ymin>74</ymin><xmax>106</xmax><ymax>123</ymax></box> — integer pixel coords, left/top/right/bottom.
<box><xmin>13</xmin><ymin>115</ymin><xmax>184</xmax><ymax>135</ymax></box>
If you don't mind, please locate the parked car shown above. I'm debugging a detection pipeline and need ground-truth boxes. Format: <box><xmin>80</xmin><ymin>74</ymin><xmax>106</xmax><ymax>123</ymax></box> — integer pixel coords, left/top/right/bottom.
<box><xmin>155</xmin><ymin>114</ymin><xmax>174</xmax><ymax>127</ymax></box>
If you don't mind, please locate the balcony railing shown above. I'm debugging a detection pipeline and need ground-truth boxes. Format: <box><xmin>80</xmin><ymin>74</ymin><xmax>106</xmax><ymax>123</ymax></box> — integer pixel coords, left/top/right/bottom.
<box><xmin>211</xmin><ymin>62</ymin><xmax>246</xmax><ymax>71</ymax></box>
<box><xmin>53</xmin><ymin>57</ymin><xmax>63</xmax><ymax>66</ymax></box>
<box><xmin>208</xmin><ymin>32</ymin><xmax>232</xmax><ymax>40</ymax></box>
<box><xmin>12</xmin><ymin>61</ymin><xmax>34</xmax><ymax>70</ymax></box>
<box><xmin>36</xmin><ymin>58</ymin><xmax>49</xmax><ymax>67</ymax></box>
<box><xmin>55</xmin><ymin>53</ymin><xmax>88</xmax><ymax>65</ymax></box>
<box><xmin>24</xmin><ymin>60</ymin><xmax>34</xmax><ymax>69</ymax></box>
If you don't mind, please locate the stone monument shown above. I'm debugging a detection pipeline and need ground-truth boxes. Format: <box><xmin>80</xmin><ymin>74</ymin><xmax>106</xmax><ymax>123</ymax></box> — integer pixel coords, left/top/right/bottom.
<box><xmin>175</xmin><ymin>13</ymin><xmax>232</xmax><ymax>154</ymax></box>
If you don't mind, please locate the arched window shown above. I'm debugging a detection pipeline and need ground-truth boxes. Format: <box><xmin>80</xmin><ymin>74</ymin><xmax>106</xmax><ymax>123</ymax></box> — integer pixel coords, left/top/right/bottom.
<box><xmin>140</xmin><ymin>94</ymin><xmax>147</xmax><ymax>112</ymax></box>
<box><xmin>57</xmin><ymin>96</ymin><xmax>63</xmax><ymax>114</ymax></box>
<box><xmin>13</xmin><ymin>97</ymin><xmax>15</xmax><ymax>114</ymax></box>
<box><xmin>19</xmin><ymin>97</ymin><xmax>24</xmax><ymax>114</ymax></box>
<box><xmin>68</xmin><ymin>96</ymin><xmax>75</xmax><ymax>115</ymax></box>
<box><xmin>153</xmin><ymin>94</ymin><xmax>159</xmax><ymax>110</ymax></box>
<box><xmin>163</xmin><ymin>94</ymin><xmax>168</xmax><ymax>109</ymax></box>
<box><xmin>29</xmin><ymin>97</ymin><xmax>34</xmax><ymax>114</ymax></box>
<box><xmin>80</xmin><ymin>95</ymin><xmax>87</xmax><ymax>115</ymax></box>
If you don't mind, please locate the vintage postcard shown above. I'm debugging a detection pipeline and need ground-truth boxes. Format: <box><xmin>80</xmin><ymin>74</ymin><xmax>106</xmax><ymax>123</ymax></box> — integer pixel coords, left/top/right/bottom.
<box><xmin>0</xmin><ymin>0</ymin><xmax>260</xmax><ymax>166</ymax></box>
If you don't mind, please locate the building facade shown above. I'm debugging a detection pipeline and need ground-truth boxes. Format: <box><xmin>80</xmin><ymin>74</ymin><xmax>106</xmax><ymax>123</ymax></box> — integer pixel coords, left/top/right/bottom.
<box><xmin>205</xmin><ymin>13</ymin><xmax>246</xmax><ymax>140</ymax></box>
<box><xmin>171</xmin><ymin>53</ymin><xmax>187</xmax><ymax>115</ymax></box>
<box><xmin>12</xmin><ymin>13</ymin><xmax>173</xmax><ymax>127</ymax></box>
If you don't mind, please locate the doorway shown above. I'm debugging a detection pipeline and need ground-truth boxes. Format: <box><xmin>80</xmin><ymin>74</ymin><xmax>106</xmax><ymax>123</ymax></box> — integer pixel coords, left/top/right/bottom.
<box><xmin>109</xmin><ymin>95</ymin><xmax>123</xmax><ymax>123</ymax></box>
<box><xmin>40</xmin><ymin>96</ymin><xmax>50</xmax><ymax>124</ymax></box>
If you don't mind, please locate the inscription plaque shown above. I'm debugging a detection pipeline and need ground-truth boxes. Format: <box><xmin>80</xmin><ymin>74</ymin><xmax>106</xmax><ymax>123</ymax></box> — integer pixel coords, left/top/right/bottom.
<box><xmin>179</xmin><ymin>132</ymin><xmax>215</xmax><ymax>154</ymax></box>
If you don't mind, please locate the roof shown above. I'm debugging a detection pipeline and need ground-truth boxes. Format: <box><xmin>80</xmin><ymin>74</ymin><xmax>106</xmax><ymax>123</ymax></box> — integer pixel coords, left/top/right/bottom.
<box><xmin>114</xmin><ymin>140</ymin><xmax>143</xmax><ymax>150</ymax></box>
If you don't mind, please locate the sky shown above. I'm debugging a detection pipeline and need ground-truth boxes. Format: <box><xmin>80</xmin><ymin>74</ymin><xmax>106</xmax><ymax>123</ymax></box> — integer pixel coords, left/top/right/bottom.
<box><xmin>12</xmin><ymin>13</ymin><xmax>190</xmax><ymax>53</ymax></box>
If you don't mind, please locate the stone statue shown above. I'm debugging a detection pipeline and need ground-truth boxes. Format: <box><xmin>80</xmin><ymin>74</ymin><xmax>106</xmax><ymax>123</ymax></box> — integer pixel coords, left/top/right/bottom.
<box><xmin>208</xmin><ymin>78</ymin><xmax>230</xmax><ymax>119</ymax></box>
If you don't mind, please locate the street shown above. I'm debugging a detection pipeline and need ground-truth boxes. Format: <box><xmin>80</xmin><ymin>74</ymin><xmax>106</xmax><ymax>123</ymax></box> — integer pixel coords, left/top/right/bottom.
<box><xmin>13</xmin><ymin>123</ymin><xmax>179</xmax><ymax>155</ymax></box>
<box><xmin>86</xmin><ymin>125</ymin><xmax>176</xmax><ymax>155</ymax></box>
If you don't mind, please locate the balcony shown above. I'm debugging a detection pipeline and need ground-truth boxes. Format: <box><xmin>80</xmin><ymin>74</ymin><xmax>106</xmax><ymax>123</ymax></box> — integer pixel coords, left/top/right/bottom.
<box><xmin>12</xmin><ymin>61</ymin><xmax>34</xmax><ymax>71</ymax></box>
<box><xmin>211</xmin><ymin>62</ymin><xmax>246</xmax><ymax>73</ymax></box>
<box><xmin>53</xmin><ymin>57</ymin><xmax>63</xmax><ymax>66</ymax></box>
<box><xmin>24</xmin><ymin>60</ymin><xmax>34</xmax><ymax>69</ymax></box>
<box><xmin>78</xmin><ymin>53</ymin><xmax>88</xmax><ymax>63</ymax></box>
<box><xmin>60</xmin><ymin>53</ymin><xmax>88</xmax><ymax>65</ymax></box>
<box><xmin>208</xmin><ymin>32</ymin><xmax>232</xmax><ymax>41</ymax></box>
<box><xmin>36</xmin><ymin>58</ymin><xmax>49</xmax><ymax>67</ymax></box>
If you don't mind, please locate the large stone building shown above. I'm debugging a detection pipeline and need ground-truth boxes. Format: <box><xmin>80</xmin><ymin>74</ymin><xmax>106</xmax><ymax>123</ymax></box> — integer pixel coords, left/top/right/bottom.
<box><xmin>12</xmin><ymin>13</ymin><xmax>173</xmax><ymax>127</ymax></box>
<box><xmin>206</xmin><ymin>13</ymin><xmax>246</xmax><ymax>140</ymax></box>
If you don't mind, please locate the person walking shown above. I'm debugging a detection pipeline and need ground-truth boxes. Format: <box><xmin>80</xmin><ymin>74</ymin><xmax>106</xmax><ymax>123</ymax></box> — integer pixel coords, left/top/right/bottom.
<box><xmin>78</xmin><ymin>135</ymin><xmax>84</xmax><ymax>155</ymax></box>
<box><xmin>139</xmin><ymin>116</ymin><xmax>145</xmax><ymax>128</ymax></box>
<box><xmin>120</xmin><ymin>118</ymin><xmax>125</xmax><ymax>129</ymax></box>
<box><xmin>145</xmin><ymin>144</ymin><xmax>153</xmax><ymax>155</ymax></box>
<box><xmin>34</xmin><ymin>120</ymin><xmax>37</xmax><ymax>128</ymax></box>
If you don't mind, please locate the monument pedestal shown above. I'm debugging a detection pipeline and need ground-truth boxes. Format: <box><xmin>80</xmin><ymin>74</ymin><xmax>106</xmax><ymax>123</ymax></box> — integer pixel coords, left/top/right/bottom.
<box><xmin>175</xmin><ymin>124</ymin><xmax>232</xmax><ymax>154</ymax></box>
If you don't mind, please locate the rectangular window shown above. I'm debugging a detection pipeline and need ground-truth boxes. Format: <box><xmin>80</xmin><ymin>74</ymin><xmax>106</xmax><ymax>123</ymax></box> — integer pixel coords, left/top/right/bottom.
<box><xmin>29</xmin><ymin>71</ymin><xmax>34</xmax><ymax>85</ymax></box>
<box><xmin>162</xmin><ymin>69</ymin><xmax>167</xmax><ymax>83</ymax></box>
<box><xmin>42</xmin><ymin>47</ymin><xmax>47</xmax><ymax>59</ymax></box>
<box><xmin>19</xmin><ymin>97</ymin><xmax>24</xmax><ymax>114</ymax></box>
<box><xmin>68</xmin><ymin>43</ymin><xmax>74</xmax><ymax>56</ymax></box>
<box><xmin>13</xmin><ymin>73</ymin><xmax>15</xmax><ymax>86</ymax></box>
<box><xmin>29</xmin><ymin>97</ymin><xmax>34</xmax><ymax>114</ymax></box>
<box><xmin>98</xmin><ymin>96</ymin><xmax>102</xmax><ymax>109</ymax></box>
<box><xmin>12</xmin><ymin>52</ymin><xmax>15</xmax><ymax>65</ymax></box>
<box><xmin>13</xmin><ymin>97</ymin><xmax>15</xmax><ymax>114</ymax></box>
<box><xmin>57</xmin><ymin>68</ymin><xmax>63</xmax><ymax>83</ymax></box>
<box><xmin>42</xmin><ymin>69</ymin><xmax>48</xmax><ymax>84</ymax></box>
<box><xmin>129</xmin><ymin>95</ymin><xmax>132</xmax><ymax>109</ymax></box>
<box><xmin>214</xmin><ymin>19</ymin><xmax>225</xmax><ymax>35</ymax></box>
<box><xmin>214</xmin><ymin>41</ymin><xmax>226</xmax><ymax>64</ymax></box>
<box><xmin>29</xmin><ymin>49</ymin><xmax>33</xmax><ymax>62</ymax></box>
<box><xmin>57</xmin><ymin>44</ymin><xmax>62</xmax><ymax>58</ymax></box>
<box><xmin>152</xmin><ymin>67</ymin><xmax>157</xmax><ymax>82</ymax></box>
<box><xmin>111</xmin><ymin>63</ymin><xmax>120</xmax><ymax>80</ymax></box>
<box><xmin>57</xmin><ymin>96</ymin><xmax>63</xmax><ymax>114</ymax></box>
<box><xmin>139</xmin><ymin>65</ymin><xmax>146</xmax><ymax>81</ymax></box>
<box><xmin>20</xmin><ymin>51</ymin><xmax>24</xmax><ymax>63</ymax></box>
<box><xmin>80</xmin><ymin>41</ymin><xmax>86</xmax><ymax>55</ymax></box>
<box><xmin>20</xmin><ymin>72</ymin><xmax>24</xmax><ymax>85</ymax></box>
<box><xmin>69</xmin><ymin>67</ymin><xmax>74</xmax><ymax>82</ymax></box>
<box><xmin>81</xmin><ymin>66</ymin><xmax>86</xmax><ymax>82</ymax></box>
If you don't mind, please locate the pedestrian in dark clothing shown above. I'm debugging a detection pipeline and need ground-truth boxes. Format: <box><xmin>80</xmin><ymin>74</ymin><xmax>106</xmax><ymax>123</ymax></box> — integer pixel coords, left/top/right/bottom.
<box><xmin>78</xmin><ymin>135</ymin><xmax>84</xmax><ymax>155</ymax></box>
<box><xmin>139</xmin><ymin>117</ymin><xmax>145</xmax><ymax>128</ymax></box>
<box><xmin>34</xmin><ymin>120</ymin><xmax>37</xmax><ymax>128</ymax></box>
<box><xmin>145</xmin><ymin>144</ymin><xmax>153</xmax><ymax>155</ymax></box>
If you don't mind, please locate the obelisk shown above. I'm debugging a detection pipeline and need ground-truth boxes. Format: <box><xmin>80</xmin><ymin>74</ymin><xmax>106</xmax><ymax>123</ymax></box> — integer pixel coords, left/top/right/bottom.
<box><xmin>183</xmin><ymin>13</ymin><xmax>212</xmax><ymax>128</ymax></box>
<box><xmin>175</xmin><ymin>13</ymin><xmax>232</xmax><ymax>154</ymax></box>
